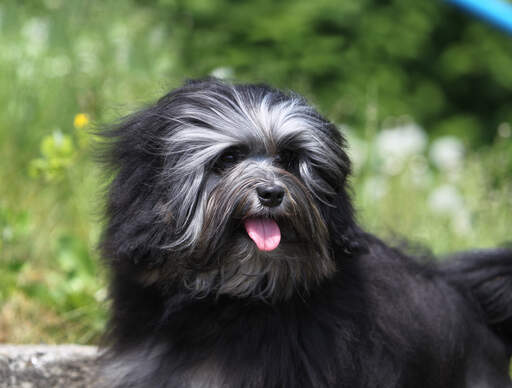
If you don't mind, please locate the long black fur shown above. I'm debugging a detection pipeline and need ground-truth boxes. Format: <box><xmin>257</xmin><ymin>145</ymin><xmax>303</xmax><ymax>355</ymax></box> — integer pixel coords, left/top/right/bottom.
<box><xmin>97</xmin><ymin>78</ymin><xmax>512</xmax><ymax>388</ymax></box>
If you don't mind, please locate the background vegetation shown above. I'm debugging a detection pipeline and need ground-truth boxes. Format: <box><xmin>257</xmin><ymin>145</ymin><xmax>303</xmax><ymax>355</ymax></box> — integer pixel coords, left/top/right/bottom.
<box><xmin>0</xmin><ymin>0</ymin><xmax>511</xmax><ymax>345</ymax></box>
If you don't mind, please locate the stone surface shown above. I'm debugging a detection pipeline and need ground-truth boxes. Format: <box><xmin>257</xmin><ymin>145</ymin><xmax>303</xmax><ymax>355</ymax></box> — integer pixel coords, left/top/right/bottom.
<box><xmin>0</xmin><ymin>345</ymin><xmax>100</xmax><ymax>388</ymax></box>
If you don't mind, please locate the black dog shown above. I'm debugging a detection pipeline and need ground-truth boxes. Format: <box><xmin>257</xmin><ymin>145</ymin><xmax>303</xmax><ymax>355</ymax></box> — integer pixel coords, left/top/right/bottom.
<box><xmin>98</xmin><ymin>78</ymin><xmax>512</xmax><ymax>387</ymax></box>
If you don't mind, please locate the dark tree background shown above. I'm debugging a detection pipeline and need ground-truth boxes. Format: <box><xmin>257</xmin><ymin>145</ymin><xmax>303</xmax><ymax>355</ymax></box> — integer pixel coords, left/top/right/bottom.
<box><xmin>143</xmin><ymin>0</ymin><xmax>512</xmax><ymax>145</ymax></box>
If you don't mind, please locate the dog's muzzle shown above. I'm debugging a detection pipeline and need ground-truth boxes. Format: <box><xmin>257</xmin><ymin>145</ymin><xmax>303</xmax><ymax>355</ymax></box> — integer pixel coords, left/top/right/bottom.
<box><xmin>256</xmin><ymin>184</ymin><xmax>285</xmax><ymax>207</ymax></box>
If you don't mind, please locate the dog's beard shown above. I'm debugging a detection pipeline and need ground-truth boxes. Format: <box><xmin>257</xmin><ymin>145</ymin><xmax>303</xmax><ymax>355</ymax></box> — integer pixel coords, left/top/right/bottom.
<box><xmin>174</xmin><ymin>160</ymin><xmax>335</xmax><ymax>301</ymax></box>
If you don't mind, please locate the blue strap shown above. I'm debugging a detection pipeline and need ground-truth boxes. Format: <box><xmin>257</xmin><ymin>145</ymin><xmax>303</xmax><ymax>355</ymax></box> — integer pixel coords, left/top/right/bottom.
<box><xmin>446</xmin><ymin>0</ymin><xmax>512</xmax><ymax>35</ymax></box>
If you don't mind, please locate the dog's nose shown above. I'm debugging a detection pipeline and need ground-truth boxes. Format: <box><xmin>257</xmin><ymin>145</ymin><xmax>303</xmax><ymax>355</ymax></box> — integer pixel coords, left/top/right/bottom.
<box><xmin>257</xmin><ymin>184</ymin><xmax>285</xmax><ymax>207</ymax></box>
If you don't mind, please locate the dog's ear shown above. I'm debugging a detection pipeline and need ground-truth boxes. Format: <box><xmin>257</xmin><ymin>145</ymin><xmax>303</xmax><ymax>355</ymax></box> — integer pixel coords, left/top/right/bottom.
<box><xmin>96</xmin><ymin>104</ymin><xmax>173</xmax><ymax>267</ymax></box>
<box><xmin>324</xmin><ymin>186</ymin><xmax>365</xmax><ymax>257</ymax></box>
<box><xmin>319</xmin><ymin>123</ymin><xmax>365</xmax><ymax>256</ymax></box>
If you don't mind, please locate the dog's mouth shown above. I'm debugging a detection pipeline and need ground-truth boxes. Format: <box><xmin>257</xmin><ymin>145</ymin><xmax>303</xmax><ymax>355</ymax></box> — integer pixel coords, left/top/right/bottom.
<box><xmin>243</xmin><ymin>217</ymin><xmax>281</xmax><ymax>251</ymax></box>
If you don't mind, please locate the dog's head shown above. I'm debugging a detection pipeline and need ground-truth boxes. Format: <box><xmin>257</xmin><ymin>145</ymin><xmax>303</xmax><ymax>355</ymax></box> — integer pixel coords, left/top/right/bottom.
<box><xmin>100</xmin><ymin>79</ymin><xmax>360</xmax><ymax>301</ymax></box>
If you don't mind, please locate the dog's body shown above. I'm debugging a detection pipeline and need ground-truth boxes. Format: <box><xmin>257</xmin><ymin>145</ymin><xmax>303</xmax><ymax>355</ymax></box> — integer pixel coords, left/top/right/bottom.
<box><xmin>99</xmin><ymin>79</ymin><xmax>512</xmax><ymax>387</ymax></box>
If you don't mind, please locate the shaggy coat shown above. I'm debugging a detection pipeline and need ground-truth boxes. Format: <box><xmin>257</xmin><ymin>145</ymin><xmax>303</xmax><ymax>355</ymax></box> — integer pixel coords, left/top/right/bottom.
<box><xmin>98</xmin><ymin>79</ymin><xmax>512</xmax><ymax>388</ymax></box>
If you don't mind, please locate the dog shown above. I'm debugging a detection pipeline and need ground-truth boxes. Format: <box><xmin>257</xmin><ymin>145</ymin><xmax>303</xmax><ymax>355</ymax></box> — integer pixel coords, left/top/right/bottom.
<box><xmin>97</xmin><ymin>78</ymin><xmax>512</xmax><ymax>387</ymax></box>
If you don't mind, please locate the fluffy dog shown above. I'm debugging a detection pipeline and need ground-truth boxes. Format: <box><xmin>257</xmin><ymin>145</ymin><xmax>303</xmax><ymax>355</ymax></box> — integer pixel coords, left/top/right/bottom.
<box><xmin>98</xmin><ymin>78</ymin><xmax>512</xmax><ymax>387</ymax></box>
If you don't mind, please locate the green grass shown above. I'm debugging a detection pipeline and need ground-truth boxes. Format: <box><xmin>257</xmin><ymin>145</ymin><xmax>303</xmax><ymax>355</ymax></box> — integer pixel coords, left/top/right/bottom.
<box><xmin>0</xmin><ymin>1</ymin><xmax>510</xmax><ymax>345</ymax></box>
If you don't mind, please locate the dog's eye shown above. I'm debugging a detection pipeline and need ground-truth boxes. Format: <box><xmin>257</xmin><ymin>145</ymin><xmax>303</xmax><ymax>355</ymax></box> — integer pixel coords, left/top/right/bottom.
<box><xmin>275</xmin><ymin>149</ymin><xmax>296</xmax><ymax>169</ymax></box>
<box><xmin>214</xmin><ymin>147</ymin><xmax>245</xmax><ymax>171</ymax></box>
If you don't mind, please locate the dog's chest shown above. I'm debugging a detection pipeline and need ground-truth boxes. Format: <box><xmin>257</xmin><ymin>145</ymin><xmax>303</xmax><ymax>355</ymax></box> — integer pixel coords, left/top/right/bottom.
<box><xmin>185</xmin><ymin>359</ymin><xmax>225</xmax><ymax>388</ymax></box>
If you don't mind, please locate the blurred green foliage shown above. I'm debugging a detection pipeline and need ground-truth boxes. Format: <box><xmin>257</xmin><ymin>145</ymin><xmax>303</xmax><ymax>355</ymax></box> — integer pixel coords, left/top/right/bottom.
<box><xmin>146</xmin><ymin>0</ymin><xmax>512</xmax><ymax>145</ymax></box>
<box><xmin>28</xmin><ymin>131</ymin><xmax>75</xmax><ymax>180</ymax></box>
<box><xmin>0</xmin><ymin>0</ymin><xmax>510</xmax><ymax>344</ymax></box>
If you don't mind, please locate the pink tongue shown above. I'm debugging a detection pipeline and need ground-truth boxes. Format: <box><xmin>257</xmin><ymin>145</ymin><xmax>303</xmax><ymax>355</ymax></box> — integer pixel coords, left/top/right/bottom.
<box><xmin>243</xmin><ymin>218</ymin><xmax>281</xmax><ymax>251</ymax></box>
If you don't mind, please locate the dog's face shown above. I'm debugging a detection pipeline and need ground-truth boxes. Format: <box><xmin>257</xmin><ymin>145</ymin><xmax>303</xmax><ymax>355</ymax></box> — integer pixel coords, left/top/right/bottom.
<box><xmin>102</xmin><ymin>79</ymin><xmax>356</xmax><ymax>301</ymax></box>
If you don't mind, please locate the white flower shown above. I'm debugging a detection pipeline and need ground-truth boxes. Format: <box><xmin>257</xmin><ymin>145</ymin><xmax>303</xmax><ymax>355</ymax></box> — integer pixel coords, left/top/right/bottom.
<box><xmin>498</xmin><ymin>122</ymin><xmax>511</xmax><ymax>138</ymax></box>
<box><xmin>377</xmin><ymin>123</ymin><xmax>427</xmax><ymax>158</ymax></box>
<box><xmin>428</xmin><ymin>185</ymin><xmax>472</xmax><ymax>236</ymax></box>
<box><xmin>376</xmin><ymin>122</ymin><xmax>427</xmax><ymax>175</ymax></box>
<box><xmin>210</xmin><ymin>67</ymin><xmax>234</xmax><ymax>80</ymax></box>
<box><xmin>21</xmin><ymin>18</ymin><xmax>49</xmax><ymax>57</ymax></box>
<box><xmin>429</xmin><ymin>136</ymin><xmax>464</xmax><ymax>172</ymax></box>
<box><xmin>428</xmin><ymin>185</ymin><xmax>464</xmax><ymax>215</ymax></box>
<box><xmin>94</xmin><ymin>287</ymin><xmax>107</xmax><ymax>302</ymax></box>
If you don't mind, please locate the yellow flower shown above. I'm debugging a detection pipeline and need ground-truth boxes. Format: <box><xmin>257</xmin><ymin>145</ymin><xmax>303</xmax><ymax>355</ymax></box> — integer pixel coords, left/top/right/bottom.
<box><xmin>74</xmin><ymin>113</ymin><xmax>90</xmax><ymax>129</ymax></box>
